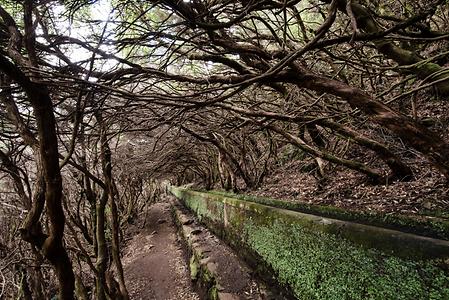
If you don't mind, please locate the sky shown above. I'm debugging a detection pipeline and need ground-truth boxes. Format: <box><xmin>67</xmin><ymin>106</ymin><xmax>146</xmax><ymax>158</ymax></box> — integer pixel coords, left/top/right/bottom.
<box><xmin>46</xmin><ymin>0</ymin><xmax>118</xmax><ymax>74</ymax></box>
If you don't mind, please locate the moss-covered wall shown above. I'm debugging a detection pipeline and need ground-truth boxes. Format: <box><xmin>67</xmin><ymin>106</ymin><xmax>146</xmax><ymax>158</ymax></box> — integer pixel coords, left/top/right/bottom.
<box><xmin>206</xmin><ymin>190</ymin><xmax>449</xmax><ymax>241</ymax></box>
<box><xmin>171</xmin><ymin>187</ymin><xmax>449</xmax><ymax>300</ymax></box>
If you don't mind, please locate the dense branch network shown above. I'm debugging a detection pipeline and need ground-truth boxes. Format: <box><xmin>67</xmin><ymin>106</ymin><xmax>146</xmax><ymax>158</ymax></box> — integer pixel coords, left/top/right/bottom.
<box><xmin>0</xmin><ymin>0</ymin><xmax>449</xmax><ymax>298</ymax></box>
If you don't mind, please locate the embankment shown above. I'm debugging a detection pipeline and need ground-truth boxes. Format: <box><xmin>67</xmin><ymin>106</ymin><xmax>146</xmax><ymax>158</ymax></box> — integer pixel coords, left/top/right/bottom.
<box><xmin>170</xmin><ymin>187</ymin><xmax>449</xmax><ymax>300</ymax></box>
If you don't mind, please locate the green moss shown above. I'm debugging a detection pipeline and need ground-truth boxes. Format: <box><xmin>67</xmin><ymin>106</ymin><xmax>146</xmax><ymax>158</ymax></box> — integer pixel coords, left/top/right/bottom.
<box><xmin>245</xmin><ymin>220</ymin><xmax>449</xmax><ymax>300</ymax></box>
<box><xmin>205</xmin><ymin>190</ymin><xmax>449</xmax><ymax>240</ymax></box>
<box><xmin>171</xmin><ymin>187</ymin><xmax>449</xmax><ymax>300</ymax></box>
<box><xmin>190</xmin><ymin>255</ymin><xmax>199</xmax><ymax>280</ymax></box>
<box><xmin>208</xmin><ymin>285</ymin><xmax>218</xmax><ymax>300</ymax></box>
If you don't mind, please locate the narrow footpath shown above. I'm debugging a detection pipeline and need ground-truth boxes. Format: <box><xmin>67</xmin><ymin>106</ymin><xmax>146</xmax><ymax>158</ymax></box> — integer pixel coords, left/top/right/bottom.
<box><xmin>122</xmin><ymin>201</ymin><xmax>200</xmax><ymax>300</ymax></box>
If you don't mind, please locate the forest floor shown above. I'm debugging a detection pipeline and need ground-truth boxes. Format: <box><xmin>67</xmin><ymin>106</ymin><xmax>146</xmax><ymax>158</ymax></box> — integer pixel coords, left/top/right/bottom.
<box><xmin>122</xmin><ymin>201</ymin><xmax>199</xmax><ymax>300</ymax></box>
<box><xmin>245</xmin><ymin>98</ymin><xmax>449</xmax><ymax>219</ymax></box>
<box><xmin>250</xmin><ymin>160</ymin><xmax>449</xmax><ymax>218</ymax></box>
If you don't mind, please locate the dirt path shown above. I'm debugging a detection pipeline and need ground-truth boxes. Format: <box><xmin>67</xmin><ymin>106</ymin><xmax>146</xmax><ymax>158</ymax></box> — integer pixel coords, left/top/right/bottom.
<box><xmin>122</xmin><ymin>201</ymin><xmax>199</xmax><ymax>300</ymax></box>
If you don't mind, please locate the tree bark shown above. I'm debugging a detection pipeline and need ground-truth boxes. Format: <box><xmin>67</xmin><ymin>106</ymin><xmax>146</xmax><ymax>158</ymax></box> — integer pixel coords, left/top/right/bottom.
<box><xmin>327</xmin><ymin>0</ymin><xmax>449</xmax><ymax>95</ymax></box>
<box><xmin>96</xmin><ymin>111</ymin><xmax>129</xmax><ymax>300</ymax></box>
<box><xmin>0</xmin><ymin>54</ymin><xmax>75</xmax><ymax>300</ymax></box>
<box><xmin>219</xmin><ymin>103</ymin><xmax>413</xmax><ymax>180</ymax></box>
<box><xmin>262</xmin><ymin>122</ymin><xmax>385</xmax><ymax>182</ymax></box>
<box><xmin>286</xmin><ymin>65</ymin><xmax>449</xmax><ymax>179</ymax></box>
<box><xmin>95</xmin><ymin>190</ymin><xmax>108</xmax><ymax>300</ymax></box>
<box><xmin>317</xmin><ymin>120</ymin><xmax>413</xmax><ymax>180</ymax></box>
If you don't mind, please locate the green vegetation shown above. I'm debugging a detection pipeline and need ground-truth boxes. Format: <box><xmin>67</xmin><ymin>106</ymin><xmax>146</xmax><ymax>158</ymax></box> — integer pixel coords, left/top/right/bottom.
<box><xmin>3</xmin><ymin>0</ymin><xmax>449</xmax><ymax>298</ymax></box>
<box><xmin>246</xmin><ymin>221</ymin><xmax>449</xmax><ymax>300</ymax></box>
<box><xmin>171</xmin><ymin>187</ymin><xmax>449</xmax><ymax>300</ymax></box>
<box><xmin>204</xmin><ymin>189</ymin><xmax>449</xmax><ymax>240</ymax></box>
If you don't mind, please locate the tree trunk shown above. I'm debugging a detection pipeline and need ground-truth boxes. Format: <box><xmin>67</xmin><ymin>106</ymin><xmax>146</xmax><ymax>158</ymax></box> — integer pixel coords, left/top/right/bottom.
<box><xmin>109</xmin><ymin>185</ymin><xmax>130</xmax><ymax>300</ymax></box>
<box><xmin>264</xmin><ymin>123</ymin><xmax>384</xmax><ymax>182</ymax></box>
<box><xmin>75</xmin><ymin>274</ymin><xmax>89</xmax><ymax>300</ymax></box>
<box><xmin>316</xmin><ymin>119</ymin><xmax>413</xmax><ymax>180</ymax></box>
<box><xmin>95</xmin><ymin>190</ymin><xmax>108</xmax><ymax>300</ymax></box>
<box><xmin>327</xmin><ymin>0</ymin><xmax>449</xmax><ymax>95</ymax></box>
<box><xmin>0</xmin><ymin>54</ymin><xmax>75</xmax><ymax>300</ymax></box>
<box><xmin>287</xmin><ymin>65</ymin><xmax>449</xmax><ymax>179</ymax></box>
<box><xmin>96</xmin><ymin>111</ymin><xmax>130</xmax><ymax>300</ymax></box>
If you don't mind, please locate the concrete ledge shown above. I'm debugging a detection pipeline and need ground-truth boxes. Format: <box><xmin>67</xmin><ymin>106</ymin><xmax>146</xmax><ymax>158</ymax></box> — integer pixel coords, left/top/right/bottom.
<box><xmin>206</xmin><ymin>190</ymin><xmax>449</xmax><ymax>241</ymax></box>
<box><xmin>171</xmin><ymin>199</ymin><xmax>272</xmax><ymax>300</ymax></box>
<box><xmin>171</xmin><ymin>187</ymin><xmax>449</xmax><ymax>300</ymax></box>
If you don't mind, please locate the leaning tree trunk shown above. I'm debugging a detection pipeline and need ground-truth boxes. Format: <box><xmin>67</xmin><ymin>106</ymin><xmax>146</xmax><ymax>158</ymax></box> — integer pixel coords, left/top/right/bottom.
<box><xmin>36</xmin><ymin>91</ymin><xmax>75</xmax><ymax>299</ymax></box>
<box><xmin>316</xmin><ymin>119</ymin><xmax>414</xmax><ymax>180</ymax></box>
<box><xmin>287</xmin><ymin>65</ymin><xmax>449</xmax><ymax>179</ymax></box>
<box><xmin>220</xmin><ymin>103</ymin><xmax>412</xmax><ymax>181</ymax></box>
<box><xmin>0</xmin><ymin>54</ymin><xmax>75</xmax><ymax>300</ymax></box>
<box><xmin>262</xmin><ymin>122</ymin><xmax>385</xmax><ymax>182</ymax></box>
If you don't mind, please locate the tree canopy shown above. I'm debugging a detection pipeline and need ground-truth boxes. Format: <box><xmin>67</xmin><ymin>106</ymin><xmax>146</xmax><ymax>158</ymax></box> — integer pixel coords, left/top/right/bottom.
<box><xmin>1</xmin><ymin>0</ymin><xmax>449</xmax><ymax>298</ymax></box>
